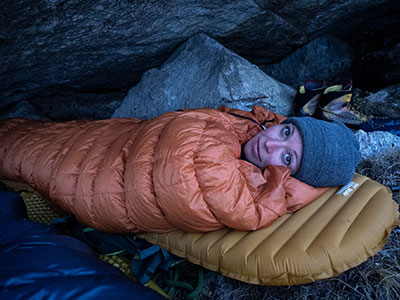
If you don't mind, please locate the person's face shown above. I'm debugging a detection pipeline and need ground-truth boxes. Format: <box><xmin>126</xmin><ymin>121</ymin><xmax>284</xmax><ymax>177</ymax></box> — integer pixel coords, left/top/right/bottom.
<box><xmin>243</xmin><ymin>123</ymin><xmax>303</xmax><ymax>175</ymax></box>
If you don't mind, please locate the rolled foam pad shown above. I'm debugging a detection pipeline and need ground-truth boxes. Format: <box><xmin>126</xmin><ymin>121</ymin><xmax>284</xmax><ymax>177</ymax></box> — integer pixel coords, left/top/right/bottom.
<box><xmin>138</xmin><ymin>174</ymin><xmax>400</xmax><ymax>285</ymax></box>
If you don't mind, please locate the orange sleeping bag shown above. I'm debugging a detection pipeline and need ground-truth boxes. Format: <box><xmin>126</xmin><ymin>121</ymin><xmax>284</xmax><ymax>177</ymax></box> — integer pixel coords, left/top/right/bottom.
<box><xmin>0</xmin><ymin>106</ymin><xmax>326</xmax><ymax>233</ymax></box>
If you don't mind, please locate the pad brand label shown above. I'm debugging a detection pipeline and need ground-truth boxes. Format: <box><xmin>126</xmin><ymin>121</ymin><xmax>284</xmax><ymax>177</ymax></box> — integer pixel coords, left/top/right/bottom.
<box><xmin>336</xmin><ymin>181</ymin><xmax>360</xmax><ymax>197</ymax></box>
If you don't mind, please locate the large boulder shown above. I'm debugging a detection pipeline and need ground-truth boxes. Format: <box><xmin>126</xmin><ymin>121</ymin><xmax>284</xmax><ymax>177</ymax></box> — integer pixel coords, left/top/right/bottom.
<box><xmin>0</xmin><ymin>0</ymin><xmax>398</xmax><ymax>116</ymax></box>
<box><xmin>112</xmin><ymin>34</ymin><xmax>295</xmax><ymax>119</ymax></box>
<box><xmin>259</xmin><ymin>34</ymin><xmax>353</xmax><ymax>88</ymax></box>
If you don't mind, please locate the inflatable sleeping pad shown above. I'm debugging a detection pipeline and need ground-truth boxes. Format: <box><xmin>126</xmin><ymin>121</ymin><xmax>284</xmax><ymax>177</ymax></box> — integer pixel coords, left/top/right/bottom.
<box><xmin>1</xmin><ymin>174</ymin><xmax>399</xmax><ymax>286</ymax></box>
<box><xmin>139</xmin><ymin>174</ymin><xmax>399</xmax><ymax>285</ymax></box>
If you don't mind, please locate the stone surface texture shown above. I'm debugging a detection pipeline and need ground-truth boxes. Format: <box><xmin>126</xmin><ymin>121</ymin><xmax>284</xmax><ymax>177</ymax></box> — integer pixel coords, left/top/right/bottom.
<box><xmin>0</xmin><ymin>101</ymin><xmax>46</xmax><ymax>120</ymax></box>
<box><xmin>113</xmin><ymin>34</ymin><xmax>295</xmax><ymax>119</ymax></box>
<box><xmin>351</xmin><ymin>83</ymin><xmax>400</xmax><ymax>119</ymax></box>
<box><xmin>356</xmin><ymin>130</ymin><xmax>400</xmax><ymax>161</ymax></box>
<box><xmin>259</xmin><ymin>34</ymin><xmax>353</xmax><ymax>88</ymax></box>
<box><xmin>356</xmin><ymin>130</ymin><xmax>400</xmax><ymax>188</ymax></box>
<box><xmin>363</xmin><ymin>84</ymin><xmax>400</xmax><ymax>118</ymax></box>
<box><xmin>1</xmin><ymin>0</ymin><xmax>399</xmax><ymax>119</ymax></box>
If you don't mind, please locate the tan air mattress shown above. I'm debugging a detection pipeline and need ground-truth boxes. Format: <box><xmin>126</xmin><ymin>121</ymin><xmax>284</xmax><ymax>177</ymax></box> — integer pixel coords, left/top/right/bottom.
<box><xmin>2</xmin><ymin>174</ymin><xmax>399</xmax><ymax>286</ymax></box>
<box><xmin>138</xmin><ymin>174</ymin><xmax>400</xmax><ymax>285</ymax></box>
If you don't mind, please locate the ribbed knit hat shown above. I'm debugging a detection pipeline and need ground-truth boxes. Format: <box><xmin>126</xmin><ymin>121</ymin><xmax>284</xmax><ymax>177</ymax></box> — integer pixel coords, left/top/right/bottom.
<box><xmin>282</xmin><ymin>117</ymin><xmax>361</xmax><ymax>187</ymax></box>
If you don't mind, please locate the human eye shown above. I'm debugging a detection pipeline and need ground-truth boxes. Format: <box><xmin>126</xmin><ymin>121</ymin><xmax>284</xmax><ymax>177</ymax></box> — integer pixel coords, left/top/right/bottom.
<box><xmin>283</xmin><ymin>153</ymin><xmax>292</xmax><ymax>166</ymax></box>
<box><xmin>281</xmin><ymin>126</ymin><xmax>291</xmax><ymax>138</ymax></box>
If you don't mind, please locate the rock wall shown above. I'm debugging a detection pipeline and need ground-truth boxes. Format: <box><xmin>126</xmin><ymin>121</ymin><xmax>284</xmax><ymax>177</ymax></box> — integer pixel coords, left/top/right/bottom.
<box><xmin>0</xmin><ymin>0</ymin><xmax>399</xmax><ymax>120</ymax></box>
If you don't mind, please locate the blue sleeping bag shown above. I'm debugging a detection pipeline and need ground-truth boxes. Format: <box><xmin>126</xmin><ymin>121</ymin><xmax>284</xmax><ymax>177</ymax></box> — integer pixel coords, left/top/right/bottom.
<box><xmin>0</xmin><ymin>191</ymin><xmax>164</xmax><ymax>300</ymax></box>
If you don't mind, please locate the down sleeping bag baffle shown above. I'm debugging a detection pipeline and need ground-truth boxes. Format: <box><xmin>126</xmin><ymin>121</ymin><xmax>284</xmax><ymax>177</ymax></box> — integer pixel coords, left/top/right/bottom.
<box><xmin>0</xmin><ymin>106</ymin><xmax>327</xmax><ymax>233</ymax></box>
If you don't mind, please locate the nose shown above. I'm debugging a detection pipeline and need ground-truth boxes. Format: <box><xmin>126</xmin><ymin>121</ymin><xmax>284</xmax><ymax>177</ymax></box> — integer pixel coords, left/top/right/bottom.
<box><xmin>265</xmin><ymin>139</ymin><xmax>284</xmax><ymax>153</ymax></box>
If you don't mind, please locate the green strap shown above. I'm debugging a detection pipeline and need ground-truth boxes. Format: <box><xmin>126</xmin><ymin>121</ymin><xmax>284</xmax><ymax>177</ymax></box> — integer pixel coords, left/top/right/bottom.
<box><xmin>162</xmin><ymin>265</ymin><xmax>208</xmax><ymax>300</ymax></box>
<box><xmin>185</xmin><ymin>268</ymin><xmax>204</xmax><ymax>300</ymax></box>
<box><xmin>103</xmin><ymin>250</ymin><xmax>126</xmax><ymax>256</ymax></box>
<box><xmin>165</xmin><ymin>279</ymin><xmax>194</xmax><ymax>290</ymax></box>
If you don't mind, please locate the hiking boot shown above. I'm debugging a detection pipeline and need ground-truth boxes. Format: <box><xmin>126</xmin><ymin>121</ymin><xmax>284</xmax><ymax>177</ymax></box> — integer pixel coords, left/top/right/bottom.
<box><xmin>293</xmin><ymin>79</ymin><xmax>326</xmax><ymax>117</ymax></box>
<box><xmin>318</xmin><ymin>80</ymin><xmax>369</xmax><ymax>125</ymax></box>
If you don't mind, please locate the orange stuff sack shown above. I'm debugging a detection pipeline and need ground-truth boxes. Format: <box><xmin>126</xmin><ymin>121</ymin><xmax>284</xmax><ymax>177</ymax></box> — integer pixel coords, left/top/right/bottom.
<box><xmin>0</xmin><ymin>107</ymin><xmax>326</xmax><ymax>233</ymax></box>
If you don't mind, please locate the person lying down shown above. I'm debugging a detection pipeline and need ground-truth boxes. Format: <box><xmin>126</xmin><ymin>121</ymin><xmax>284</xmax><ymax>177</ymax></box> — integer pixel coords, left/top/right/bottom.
<box><xmin>0</xmin><ymin>106</ymin><xmax>360</xmax><ymax>233</ymax></box>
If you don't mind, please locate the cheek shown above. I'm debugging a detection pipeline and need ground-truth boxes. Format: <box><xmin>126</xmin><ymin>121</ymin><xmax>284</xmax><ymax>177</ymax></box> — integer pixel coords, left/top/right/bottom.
<box><xmin>244</xmin><ymin>138</ymin><xmax>253</xmax><ymax>156</ymax></box>
<box><xmin>244</xmin><ymin>138</ymin><xmax>259</xmax><ymax>166</ymax></box>
<box><xmin>266</xmin><ymin>152</ymin><xmax>283</xmax><ymax>168</ymax></box>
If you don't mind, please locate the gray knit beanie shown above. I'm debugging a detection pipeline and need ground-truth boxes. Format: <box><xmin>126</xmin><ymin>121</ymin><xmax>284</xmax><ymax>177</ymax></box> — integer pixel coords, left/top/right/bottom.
<box><xmin>282</xmin><ymin>117</ymin><xmax>361</xmax><ymax>187</ymax></box>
